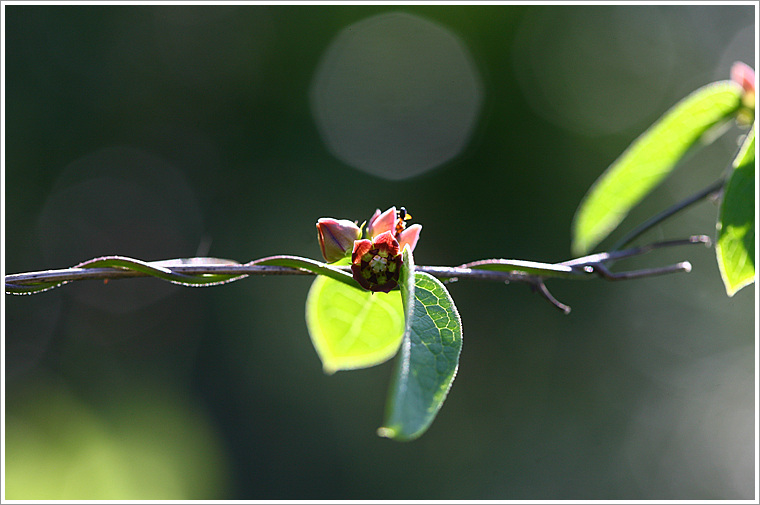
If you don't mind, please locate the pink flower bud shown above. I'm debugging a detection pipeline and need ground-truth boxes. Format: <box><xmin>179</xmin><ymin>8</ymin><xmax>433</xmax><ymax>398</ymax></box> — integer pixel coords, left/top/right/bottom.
<box><xmin>398</xmin><ymin>223</ymin><xmax>422</xmax><ymax>252</ymax></box>
<box><xmin>316</xmin><ymin>218</ymin><xmax>361</xmax><ymax>263</ymax></box>
<box><xmin>731</xmin><ymin>61</ymin><xmax>755</xmax><ymax>96</ymax></box>
<box><xmin>366</xmin><ymin>206</ymin><xmax>422</xmax><ymax>253</ymax></box>
<box><xmin>367</xmin><ymin>207</ymin><xmax>397</xmax><ymax>239</ymax></box>
<box><xmin>320</xmin><ymin>207</ymin><xmax>422</xmax><ymax>290</ymax></box>
<box><xmin>731</xmin><ymin>61</ymin><xmax>755</xmax><ymax>125</ymax></box>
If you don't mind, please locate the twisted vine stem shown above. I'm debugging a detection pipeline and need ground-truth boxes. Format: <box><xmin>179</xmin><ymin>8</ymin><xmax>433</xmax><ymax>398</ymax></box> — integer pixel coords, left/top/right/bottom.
<box><xmin>5</xmin><ymin>235</ymin><xmax>710</xmax><ymax>314</ymax></box>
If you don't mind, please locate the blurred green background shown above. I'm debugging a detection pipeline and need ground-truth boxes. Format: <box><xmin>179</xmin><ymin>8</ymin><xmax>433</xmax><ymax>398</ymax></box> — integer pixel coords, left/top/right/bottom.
<box><xmin>4</xmin><ymin>4</ymin><xmax>756</xmax><ymax>500</ymax></box>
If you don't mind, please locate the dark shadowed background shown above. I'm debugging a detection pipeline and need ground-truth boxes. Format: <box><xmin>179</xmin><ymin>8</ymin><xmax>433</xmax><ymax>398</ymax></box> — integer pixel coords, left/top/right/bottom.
<box><xmin>4</xmin><ymin>4</ymin><xmax>756</xmax><ymax>499</ymax></box>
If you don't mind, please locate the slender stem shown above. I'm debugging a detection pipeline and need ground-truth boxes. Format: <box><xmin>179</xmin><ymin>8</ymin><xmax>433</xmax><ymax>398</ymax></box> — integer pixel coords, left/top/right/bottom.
<box><xmin>609</xmin><ymin>178</ymin><xmax>725</xmax><ymax>252</ymax></box>
<box><xmin>563</xmin><ymin>235</ymin><xmax>711</xmax><ymax>267</ymax></box>
<box><xmin>592</xmin><ymin>261</ymin><xmax>693</xmax><ymax>281</ymax></box>
<box><xmin>4</xmin><ymin>263</ymin><xmax>554</xmax><ymax>288</ymax></box>
<box><xmin>5</xmin><ymin>236</ymin><xmax>708</xmax><ymax>299</ymax></box>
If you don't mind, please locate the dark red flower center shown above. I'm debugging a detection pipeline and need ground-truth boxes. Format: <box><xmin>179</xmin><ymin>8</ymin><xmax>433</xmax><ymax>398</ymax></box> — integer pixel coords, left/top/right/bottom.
<box><xmin>351</xmin><ymin>232</ymin><xmax>402</xmax><ymax>293</ymax></box>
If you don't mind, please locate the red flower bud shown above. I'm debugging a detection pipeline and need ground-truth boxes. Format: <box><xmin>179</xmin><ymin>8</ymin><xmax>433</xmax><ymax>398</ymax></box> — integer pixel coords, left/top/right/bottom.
<box><xmin>316</xmin><ymin>218</ymin><xmax>362</xmax><ymax>263</ymax></box>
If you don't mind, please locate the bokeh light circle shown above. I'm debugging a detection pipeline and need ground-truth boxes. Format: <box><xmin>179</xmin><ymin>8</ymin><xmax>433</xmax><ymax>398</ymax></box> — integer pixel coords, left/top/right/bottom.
<box><xmin>37</xmin><ymin>146</ymin><xmax>204</xmax><ymax>313</ymax></box>
<box><xmin>512</xmin><ymin>6</ymin><xmax>676</xmax><ymax>136</ymax></box>
<box><xmin>310</xmin><ymin>12</ymin><xmax>483</xmax><ymax>180</ymax></box>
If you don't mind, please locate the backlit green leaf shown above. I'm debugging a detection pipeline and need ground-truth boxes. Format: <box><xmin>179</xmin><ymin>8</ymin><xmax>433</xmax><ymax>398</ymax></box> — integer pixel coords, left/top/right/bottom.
<box><xmin>305</xmin><ymin>275</ymin><xmax>405</xmax><ymax>374</ymax></box>
<box><xmin>572</xmin><ymin>81</ymin><xmax>742</xmax><ymax>255</ymax></box>
<box><xmin>378</xmin><ymin>272</ymin><xmax>462</xmax><ymax>441</ymax></box>
<box><xmin>717</xmin><ymin>125</ymin><xmax>755</xmax><ymax>296</ymax></box>
<box><xmin>304</xmin><ymin>250</ymin><xmax>414</xmax><ymax>375</ymax></box>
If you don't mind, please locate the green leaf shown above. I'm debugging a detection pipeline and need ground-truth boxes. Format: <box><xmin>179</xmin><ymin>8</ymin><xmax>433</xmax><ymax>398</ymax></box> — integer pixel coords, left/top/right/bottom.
<box><xmin>717</xmin><ymin>125</ymin><xmax>756</xmax><ymax>296</ymax></box>
<box><xmin>572</xmin><ymin>80</ymin><xmax>743</xmax><ymax>255</ymax></box>
<box><xmin>378</xmin><ymin>272</ymin><xmax>463</xmax><ymax>441</ymax></box>
<box><xmin>303</xmin><ymin>250</ymin><xmax>415</xmax><ymax>375</ymax></box>
<box><xmin>305</xmin><ymin>276</ymin><xmax>405</xmax><ymax>374</ymax></box>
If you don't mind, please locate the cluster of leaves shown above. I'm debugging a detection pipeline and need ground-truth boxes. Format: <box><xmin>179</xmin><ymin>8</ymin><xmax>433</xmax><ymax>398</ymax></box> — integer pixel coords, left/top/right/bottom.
<box><xmin>572</xmin><ymin>64</ymin><xmax>755</xmax><ymax>295</ymax></box>
<box><xmin>306</xmin><ymin>246</ymin><xmax>461</xmax><ymax>441</ymax></box>
<box><xmin>303</xmin><ymin>64</ymin><xmax>755</xmax><ymax>441</ymax></box>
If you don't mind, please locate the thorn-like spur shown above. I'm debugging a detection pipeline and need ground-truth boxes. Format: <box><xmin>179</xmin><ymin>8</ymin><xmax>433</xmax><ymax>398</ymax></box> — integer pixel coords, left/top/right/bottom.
<box><xmin>530</xmin><ymin>279</ymin><xmax>571</xmax><ymax>314</ymax></box>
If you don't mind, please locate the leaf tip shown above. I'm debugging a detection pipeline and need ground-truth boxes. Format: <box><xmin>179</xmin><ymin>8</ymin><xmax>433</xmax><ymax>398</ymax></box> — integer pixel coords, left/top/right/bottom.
<box><xmin>723</xmin><ymin>278</ymin><xmax>754</xmax><ymax>297</ymax></box>
<box><xmin>376</xmin><ymin>426</ymin><xmax>397</xmax><ymax>439</ymax></box>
